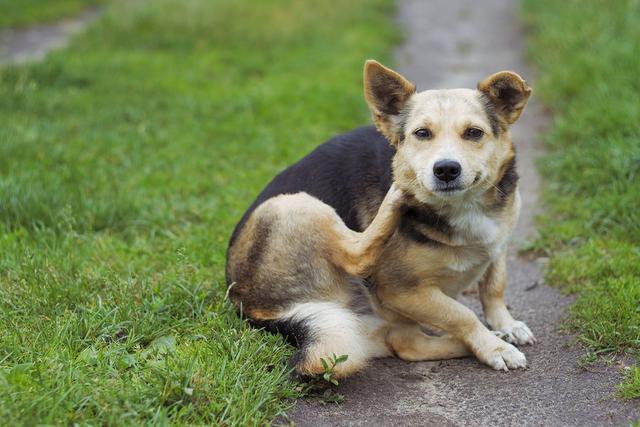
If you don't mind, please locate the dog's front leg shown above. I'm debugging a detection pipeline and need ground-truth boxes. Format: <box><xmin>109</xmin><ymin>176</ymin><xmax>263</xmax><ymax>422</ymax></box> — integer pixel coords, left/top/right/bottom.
<box><xmin>332</xmin><ymin>184</ymin><xmax>405</xmax><ymax>277</ymax></box>
<box><xmin>379</xmin><ymin>284</ymin><xmax>527</xmax><ymax>371</ymax></box>
<box><xmin>479</xmin><ymin>252</ymin><xmax>536</xmax><ymax>345</ymax></box>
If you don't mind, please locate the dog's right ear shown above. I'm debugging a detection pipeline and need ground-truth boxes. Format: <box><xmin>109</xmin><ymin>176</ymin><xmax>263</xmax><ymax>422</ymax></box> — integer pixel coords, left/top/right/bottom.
<box><xmin>364</xmin><ymin>60</ymin><xmax>416</xmax><ymax>145</ymax></box>
<box><xmin>478</xmin><ymin>71</ymin><xmax>531</xmax><ymax>126</ymax></box>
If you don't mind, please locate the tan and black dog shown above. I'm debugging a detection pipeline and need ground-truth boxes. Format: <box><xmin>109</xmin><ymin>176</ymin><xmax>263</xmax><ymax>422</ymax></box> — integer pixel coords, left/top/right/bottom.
<box><xmin>226</xmin><ymin>60</ymin><xmax>534</xmax><ymax>378</ymax></box>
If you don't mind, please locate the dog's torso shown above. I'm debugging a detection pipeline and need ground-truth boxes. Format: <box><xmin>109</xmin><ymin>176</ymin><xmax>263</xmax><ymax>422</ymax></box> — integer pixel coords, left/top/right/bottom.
<box><xmin>227</xmin><ymin>126</ymin><xmax>519</xmax><ymax>301</ymax></box>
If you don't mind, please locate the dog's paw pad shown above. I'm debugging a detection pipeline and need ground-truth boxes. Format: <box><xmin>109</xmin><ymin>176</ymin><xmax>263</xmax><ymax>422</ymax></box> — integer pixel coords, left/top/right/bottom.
<box><xmin>499</xmin><ymin>321</ymin><xmax>536</xmax><ymax>346</ymax></box>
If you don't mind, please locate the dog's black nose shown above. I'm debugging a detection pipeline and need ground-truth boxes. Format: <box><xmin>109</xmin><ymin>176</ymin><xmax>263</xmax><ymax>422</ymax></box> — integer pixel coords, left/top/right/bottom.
<box><xmin>433</xmin><ymin>160</ymin><xmax>461</xmax><ymax>183</ymax></box>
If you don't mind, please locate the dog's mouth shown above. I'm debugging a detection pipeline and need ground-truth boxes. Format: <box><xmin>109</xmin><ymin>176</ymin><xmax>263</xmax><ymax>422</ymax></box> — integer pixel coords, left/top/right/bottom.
<box><xmin>435</xmin><ymin>185</ymin><xmax>464</xmax><ymax>193</ymax></box>
<box><xmin>432</xmin><ymin>174</ymin><xmax>482</xmax><ymax>195</ymax></box>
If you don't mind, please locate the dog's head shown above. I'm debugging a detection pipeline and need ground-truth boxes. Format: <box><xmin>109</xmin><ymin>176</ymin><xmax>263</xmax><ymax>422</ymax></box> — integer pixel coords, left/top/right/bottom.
<box><xmin>364</xmin><ymin>60</ymin><xmax>531</xmax><ymax>204</ymax></box>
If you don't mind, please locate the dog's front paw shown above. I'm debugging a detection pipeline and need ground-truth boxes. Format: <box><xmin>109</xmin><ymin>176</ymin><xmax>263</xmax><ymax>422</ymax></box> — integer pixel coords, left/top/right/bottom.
<box><xmin>475</xmin><ymin>335</ymin><xmax>527</xmax><ymax>371</ymax></box>
<box><xmin>494</xmin><ymin>321</ymin><xmax>536</xmax><ymax>346</ymax></box>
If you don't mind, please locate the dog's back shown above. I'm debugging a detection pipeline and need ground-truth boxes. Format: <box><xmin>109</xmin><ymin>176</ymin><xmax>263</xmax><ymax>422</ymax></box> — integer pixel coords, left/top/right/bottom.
<box><xmin>226</xmin><ymin>125</ymin><xmax>393</xmax><ymax>251</ymax></box>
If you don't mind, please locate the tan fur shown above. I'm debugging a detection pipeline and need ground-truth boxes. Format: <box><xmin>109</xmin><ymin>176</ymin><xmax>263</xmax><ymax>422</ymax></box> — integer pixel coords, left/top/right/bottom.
<box><xmin>386</xmin><ymin>324</ymin><xmax>470</xmax><ymax>361</ymax></box>
<box><xmin>329</xmin><ymin>184</ymin><xmax>406</xmax><ymax>277</ymax></box>
<box><xmin>227</xmin><ymin>60</ymin><xmax>534</xmax><ymax>377</ymax></box>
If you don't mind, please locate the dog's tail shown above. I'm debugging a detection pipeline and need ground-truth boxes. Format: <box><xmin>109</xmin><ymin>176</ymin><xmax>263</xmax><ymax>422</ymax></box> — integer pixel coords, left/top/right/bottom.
<box><xmin>254</xmin><ymin>301</ymin><xmax>389</xmax><ymax>378</ymax></box>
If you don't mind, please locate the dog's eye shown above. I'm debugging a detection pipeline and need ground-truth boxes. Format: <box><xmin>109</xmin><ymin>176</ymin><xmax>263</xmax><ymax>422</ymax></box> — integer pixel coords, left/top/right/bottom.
<box><xmin>414</xmin><ymin>128</ymin><xmax>433</xmax><ymax>140</ymax></box>
<box><xmin>464</xmin><ymin>127</ymin><xmax>484</xmax><ymax>140</ymax></box>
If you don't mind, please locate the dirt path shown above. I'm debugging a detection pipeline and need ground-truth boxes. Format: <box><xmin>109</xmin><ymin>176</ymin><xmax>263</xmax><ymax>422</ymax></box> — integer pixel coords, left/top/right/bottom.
<box><xmin>290</xmin><ymin>1</ymin><xmax>638</xmax><ymax>425</ymax></box>
<box><xmin>0</xmin><ymin>7</ymin><xmax>99</xmax><ymax>65</ymax></box>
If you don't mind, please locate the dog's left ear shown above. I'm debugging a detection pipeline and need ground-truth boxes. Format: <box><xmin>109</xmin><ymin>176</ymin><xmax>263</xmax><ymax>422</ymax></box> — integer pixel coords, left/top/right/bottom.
<box><xmin>364</xmin><ymin>60</ymin><xmax>416</xmax><ymax>145</ymax></box>
<box><xmin>478</xmin><ymin>71</ymin><xmax>532</xmax><ymax>125</ymax></box>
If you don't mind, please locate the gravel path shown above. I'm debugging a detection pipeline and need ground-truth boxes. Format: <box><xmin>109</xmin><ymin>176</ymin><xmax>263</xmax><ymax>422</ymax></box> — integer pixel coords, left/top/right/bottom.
<box><xmin>0</xmin><ymin>7</ymin><xmax>99</xmax><ymax>65</ymax></box>
<box><xmin>290</xmin><ymin>1</ymin><xmax>639</xmax><ymax>425</ymax></box>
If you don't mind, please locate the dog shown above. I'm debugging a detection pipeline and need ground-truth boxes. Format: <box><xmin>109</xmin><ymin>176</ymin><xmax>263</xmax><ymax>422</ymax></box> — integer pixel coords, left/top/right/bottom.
<box><xmin>225</xmin><ymin>60</ymin><xmax>534</xmax><ymax>378</ymax></box>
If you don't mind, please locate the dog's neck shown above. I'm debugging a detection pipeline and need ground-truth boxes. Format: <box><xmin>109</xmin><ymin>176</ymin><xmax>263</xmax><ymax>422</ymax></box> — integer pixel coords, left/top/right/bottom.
<box><xmin>398</xmin><ymin>186</ymin><xmax>514</xmax><ymax>248</ymax></box>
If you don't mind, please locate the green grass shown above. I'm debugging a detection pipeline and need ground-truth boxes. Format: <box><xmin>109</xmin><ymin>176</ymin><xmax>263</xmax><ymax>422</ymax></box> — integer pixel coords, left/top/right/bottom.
<box><xmin>522</xmin><ymin>0</ymin><xmax>640</xmax><ymax>398</ymax></box>
<box><xmin>0</xmin><ymin>0</ymin><xmax>101</xmax><ymax>28</ymax></box>
<box><xmin>620</xmin><ymin>367</ymin><xmax>640</xmax><ymax>400</ymax></box>
<box><xmin>0</xmin><ymin>0</ymin><xmax>398</xmax><ymax>424</ymax></box>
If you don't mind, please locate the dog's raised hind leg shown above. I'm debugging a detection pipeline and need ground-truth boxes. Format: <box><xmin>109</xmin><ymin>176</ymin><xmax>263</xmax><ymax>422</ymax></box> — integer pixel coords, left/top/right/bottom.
<box><xmin>330</xmin><ymin>183</ymin><xmax>405</xmax><ymax>277</ymax></box>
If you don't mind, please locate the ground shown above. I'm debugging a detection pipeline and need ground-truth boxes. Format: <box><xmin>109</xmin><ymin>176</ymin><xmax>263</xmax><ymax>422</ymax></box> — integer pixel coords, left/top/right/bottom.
<box><xmin>0</xmin><ymin>0</ymin><xmax>638</xmax><ymax>425</ymax></box>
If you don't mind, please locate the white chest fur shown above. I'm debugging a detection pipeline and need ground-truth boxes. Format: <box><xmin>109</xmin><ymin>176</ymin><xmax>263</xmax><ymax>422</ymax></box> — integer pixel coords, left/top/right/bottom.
<box><xmin>450</xmin><ymin>208</ymin><xmax>499</xmax><ymax>244</ymax></box>
<box><xmin>442</xmin><ymin>200</ymin><xmax>515</xmax><ymax>273</ymax></box>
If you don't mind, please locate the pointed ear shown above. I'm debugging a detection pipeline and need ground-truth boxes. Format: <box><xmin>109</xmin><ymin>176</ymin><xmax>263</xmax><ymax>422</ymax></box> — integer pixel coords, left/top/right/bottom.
<box><xmin>478</xmin><ymin>71</ymin><xmax>532</xmax><ymax>126</ymax></box>
<box><xmin>364</xmin><ymin>60</ymin><xmax>416</xmax><ymax>144</ymax></box>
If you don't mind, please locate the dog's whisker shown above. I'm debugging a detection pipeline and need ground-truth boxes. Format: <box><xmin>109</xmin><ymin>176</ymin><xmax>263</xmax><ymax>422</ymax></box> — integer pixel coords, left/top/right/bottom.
<box><xmin>488</xmin><ymin>181</ymin><xmax>507</xmax><ymax>198</ymax></box>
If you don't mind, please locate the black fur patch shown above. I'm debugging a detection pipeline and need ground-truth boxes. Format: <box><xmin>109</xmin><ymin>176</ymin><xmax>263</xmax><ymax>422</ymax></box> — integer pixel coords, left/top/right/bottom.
<box><xmin>400</xmin><ymin>204</ymin><xmax>451</xmax><ymax>242</ymax></box>
<box><xmin>399</xmin><ymin>218</ymin><xmax>440</xmax><ymax>245</ymax></box>
<box><xmin>493</xmin><ymin>156</ymin><xmax>519</xmax><ymax>209</ymax></box>
<box><xmin>250</xmin><ymin>317</ymin><xmax>311</xmax><ymax>348</ymax></box>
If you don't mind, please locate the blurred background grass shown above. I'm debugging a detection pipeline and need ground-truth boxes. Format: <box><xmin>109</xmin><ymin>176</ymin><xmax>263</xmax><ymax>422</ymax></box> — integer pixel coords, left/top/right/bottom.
<box><xmin>0</xmin><ymin>0</ymin><xmax>398</xmax><ymax>424</ymax></box>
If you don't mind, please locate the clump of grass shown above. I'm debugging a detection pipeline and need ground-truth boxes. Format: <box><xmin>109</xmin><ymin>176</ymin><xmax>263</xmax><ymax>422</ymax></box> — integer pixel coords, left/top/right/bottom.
<box><xmin>296</xmin><ymin>354</ymin><xmax>349</xmax><ymax>405</ymax></box>
<box><xmin>317</xmin><ymin>354</ymin><xmax>348</xmax><ymax>404</ymax></box>
<box><xmin>522</xmin><ymin>0</ymin><xmax>640</xmax><ymax>396</ymax></box>
<box><xmin>619</xmin><ymin>367</ymin><xmax>640</xmax><ymax>399</ymax></box>
<box><xmin>0</xmin><ymin>0</ymin><xmax>398</xmax><ymax>424</ymax></box>
<box><xmin>320</xmin><ymin>354</ymin><xmax>349</xmax><ymax>386</ymax></box>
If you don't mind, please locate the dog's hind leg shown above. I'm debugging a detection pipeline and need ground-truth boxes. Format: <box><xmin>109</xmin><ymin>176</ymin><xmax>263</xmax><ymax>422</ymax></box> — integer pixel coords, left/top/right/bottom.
<box><xmin>277</xmin><ymin>184</ymin><xmax>406</xmax><ymax>377</ymax></box>
<box><xmin>229</xmin><ymin>185</ymin><xmax>407</xmax><ymax>379</ymax></box>
<box><xmin>329</xmin><ymin>183</ymin><xmax>405</xmax><ymax>277</ymax></box>
<box><xmin>386</xmin><ymin>323</ymin><xmax>469</xmax><ymax>362</ymax></box>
